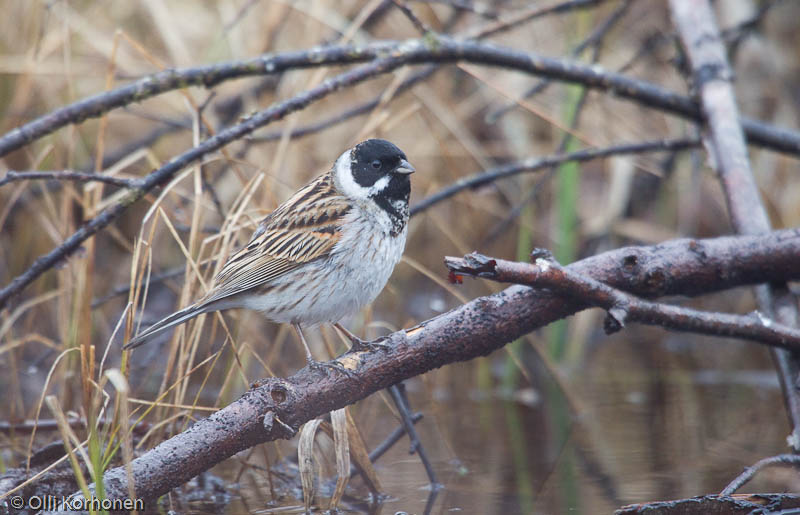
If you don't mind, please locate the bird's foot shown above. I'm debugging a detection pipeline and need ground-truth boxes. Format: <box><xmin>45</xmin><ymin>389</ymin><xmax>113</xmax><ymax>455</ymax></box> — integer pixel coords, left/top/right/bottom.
<box><xmin>307</xmin><ymin>357</ymin><xmax>358</xmax><ymax>379</ymax></box>
<box><xmin>334</xmin><ymin>323</ymin><xmax>391</xmax><ymax>353</ymax></box>
<box><xmin>348</xmin><ymin>335</ymin><xmax>391</xmax><ymax>353</ymax></box>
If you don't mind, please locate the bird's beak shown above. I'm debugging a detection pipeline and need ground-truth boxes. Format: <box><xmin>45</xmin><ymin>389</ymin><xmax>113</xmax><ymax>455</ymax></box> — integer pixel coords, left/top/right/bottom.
<box><xmin>394</xmin><ymin>159</ymin><xmax>416</xmax><ymax>175</ymax></box>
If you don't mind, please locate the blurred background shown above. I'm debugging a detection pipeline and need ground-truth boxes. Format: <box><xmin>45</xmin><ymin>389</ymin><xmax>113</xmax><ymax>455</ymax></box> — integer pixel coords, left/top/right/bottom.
<box><xmin>1</xmin><ymin>0</ymin><xmax>799</xmax><ymax>513</ymax></box>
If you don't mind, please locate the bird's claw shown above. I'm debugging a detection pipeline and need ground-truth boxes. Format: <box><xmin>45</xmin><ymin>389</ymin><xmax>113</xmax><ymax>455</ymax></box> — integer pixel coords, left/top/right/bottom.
<box><xmin>307</xmin><ymin>358</ymin><xmax>358</xmax><ymax>379</ymax></box>
<box><xmin>349</xmin><ymin>335</ymin><xmax>390</xmax><ymax>353</ymax></box>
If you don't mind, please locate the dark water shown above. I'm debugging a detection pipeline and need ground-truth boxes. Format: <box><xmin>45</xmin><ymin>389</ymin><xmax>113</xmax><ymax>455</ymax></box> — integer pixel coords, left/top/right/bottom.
<box><xmin>206</xmin><ymin>333</ymin><xmax>792</xmax><ymax>514</ymax></box>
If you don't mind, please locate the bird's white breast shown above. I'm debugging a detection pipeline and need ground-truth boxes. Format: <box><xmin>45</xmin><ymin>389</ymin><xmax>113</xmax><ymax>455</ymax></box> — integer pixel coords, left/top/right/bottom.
<box><xmin>241</xmin><ymin>202</ymin><xmax>407</xmax><ymax>326</ymax></box>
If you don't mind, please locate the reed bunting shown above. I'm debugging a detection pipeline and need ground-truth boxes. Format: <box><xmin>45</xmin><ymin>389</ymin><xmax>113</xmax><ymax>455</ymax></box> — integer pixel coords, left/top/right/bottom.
<box><xmin>124</xmin><ymin>139</ymin><xmax>415</xmax><ymax>371</ymax></box>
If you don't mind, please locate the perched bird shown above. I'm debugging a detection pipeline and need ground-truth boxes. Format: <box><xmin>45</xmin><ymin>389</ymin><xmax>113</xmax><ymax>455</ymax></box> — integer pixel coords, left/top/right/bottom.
<box><xmin>124</xmin><ymin>139</ymin><xmax>415</xmax><ymax>371</ymax></box>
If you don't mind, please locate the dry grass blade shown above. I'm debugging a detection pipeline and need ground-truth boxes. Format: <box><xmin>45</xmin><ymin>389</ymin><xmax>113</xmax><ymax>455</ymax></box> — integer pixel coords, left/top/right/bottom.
<box><xmin>105</xmin><ymin>369</ymin><xmax>136</xmax><ymax>505</ymax></box>
<box><xmin>3</xmin><ymin>1</ymin><xmax>800</xmax><ymax>511</ymax></box>
<box><xmin>0</xmin><ymin>289</ymin><xmax>62</xmax><ymax>346</ymax></box>
<box><xmin>44</xmin><ymin>395</ymin><xmax>91</xmax><ymax>499</ymax></box>
<box><xmin>25</xmin><ymin>348</ymin><xmax>80</xmax><ymax>473</ymax></box>
<box><xmin>329</xmin><ymin>408</ymin><xmax>351</xmax><ymax>510</ymax></box>
<box><xmin>157</xmin><ymin>207</ymin><xmax>208</xmax><ymax>292</ymax></box>
<box><xmin>345</xmin><ymin>409</ymin><xmax>382</xmax><ymax>494</ymax></box>
<box><xmin>298</xmin><ymin>418</ymin><xmax>323</xmax><ymax>511</ymax></box>
<box><xmin>401</xmin><ymin>255</ymin><xmax>470</xmax><ymax>304</ymax></box>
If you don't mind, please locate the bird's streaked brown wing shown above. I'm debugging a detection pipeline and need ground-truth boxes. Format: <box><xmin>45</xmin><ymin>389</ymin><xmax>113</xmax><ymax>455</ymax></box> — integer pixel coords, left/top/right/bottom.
<box><xmin>200</xmin><ymin>173</ymin><xmax>351</xmax><ymax>305</ymax></box>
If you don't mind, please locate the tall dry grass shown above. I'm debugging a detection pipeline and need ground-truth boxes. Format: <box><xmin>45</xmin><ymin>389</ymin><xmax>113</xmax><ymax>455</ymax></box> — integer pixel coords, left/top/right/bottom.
<box><xmin>1</xmin><ymin>0</ymin><xmax>800</xmax><ymax>512</ymax></box>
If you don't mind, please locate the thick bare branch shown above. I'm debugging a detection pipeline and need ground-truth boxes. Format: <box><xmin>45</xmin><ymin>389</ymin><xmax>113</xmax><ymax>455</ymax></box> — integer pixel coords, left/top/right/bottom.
<box><xmin>444</xmin><ymin>250</ymin><xmax>800</xmax><ymax>351</ymax></box>
<box><xmin>670</xmin><ymin>0</ymin><xmax>800</xmax><ymax>449</ymax></box>
<box><xmin>618</xmin><ymin>493</ymin><xmax>800</xmax><ymax>514</ymax></box>
<box><xmin>670</xmin><ymin>0</ymin><xmax>768</xmax><ymax>233</ymax></box>
<box><xmin>55</xmin><ymin>228</ymin><xmax>800</xmax><ymax>504</ymax></box>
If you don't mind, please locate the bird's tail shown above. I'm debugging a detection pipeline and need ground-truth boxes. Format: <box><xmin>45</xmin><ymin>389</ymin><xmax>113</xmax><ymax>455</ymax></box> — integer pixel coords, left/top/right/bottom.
<box><xmin>124</xmin><ymin>302</ymin><xmax>209</xmax><ymax>350</ymax></box>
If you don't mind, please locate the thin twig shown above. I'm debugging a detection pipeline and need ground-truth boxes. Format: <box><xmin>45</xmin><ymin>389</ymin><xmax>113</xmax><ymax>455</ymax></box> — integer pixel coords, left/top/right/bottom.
<box><xmin>487</xmin><ymin>0</ymin><xmax>631</xmax><ymax>122</ymax></box>
<box><xmin>392</xmin><ymin>0</ymin><xmax>433</xmax><ymax>35</ymax></box>
<box><xmin>618</xmin><ymin>32</ymin><xmax>669</xmax><ymax>74</ymax></box>
<box><xmin>412</xmin><ymin>0</ymin><xmax>499</xmax><ymax>19</ymax></box>
<box><xmin>410</xmin><ymin>137</ymin><xmax>699</xmax><ymax>215</ymax></box>
<box><xmin>444</xmin><ymin>250</ymin><xmax>800</xmax><ymax>351</ymax></box>
<box><xmin>367</xmin><ymin>413</ymin><xmax>423</xmax><ymax>465</ymax></box>
<box><xmin>0</xmin><ymin>171</ymin><xmax>141</xmax><ymax>189</ymax></box>
<box><xmin>722</xmin><ymin>0</ymin><xmax>787</xmax><ymax>58</ymax></box>
<box><xmin>0</xmin><ymin>417</ymin><xmax>152</xmax><ymax>436</ymax></box>
<box><xmin>465</xmin><ymin>0</ymin><xmax>606</xmax><ymax>39</ymax></box>
<box><xmin>490</xmin><ymin>0</ymin><xmax>781</xmax><ymax>122</ymax></box>
<box><xmin>251</xmin><ymin>65</ymin><xmax>438</xmax><ymax>144</ymax></box>
<box><xmin>720</xmin><ymin>454</ymin><xmax>800</xmax><ymax>496</ymax></box>
<box><xmin>348</xmin><ymin>412</ymin><xmax>424</xmax><ymax>480</ymax></box>
<box><xmin>388</xmin><ymin>384</ymin><xmax>440</xmax><ymax>488</ymax></box>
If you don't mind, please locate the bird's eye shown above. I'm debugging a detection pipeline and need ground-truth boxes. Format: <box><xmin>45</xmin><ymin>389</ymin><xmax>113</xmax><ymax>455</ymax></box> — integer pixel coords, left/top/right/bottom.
<box><xmin>371</xmin><ymin>160</ymin><xmax>381</xmax><ymax>169</ymax></box>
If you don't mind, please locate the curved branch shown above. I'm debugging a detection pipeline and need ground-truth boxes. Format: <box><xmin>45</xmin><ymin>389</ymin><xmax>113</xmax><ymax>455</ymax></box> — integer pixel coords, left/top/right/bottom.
<box><xmin>0</xmin><ymin>42</ymin><xmax>395</xmax><ymax>158</ymax></box>
<box><xmin>59</xmin><ymin>228</ymin><xmax>800</xmax><ymax>503</ymax></box>
<box><xmin>411</xmin><ymin>137</ymin><xmax>699</xmax><ymax>215</ymax></box>
<box><xmin>1</xmin><ymin>36</ymin><xmax>798</xmax><ymax>159</ymax></box>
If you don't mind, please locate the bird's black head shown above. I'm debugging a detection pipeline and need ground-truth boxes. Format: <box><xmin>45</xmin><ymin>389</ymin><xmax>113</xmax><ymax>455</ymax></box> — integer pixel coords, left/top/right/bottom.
<box><xmin>351</xmin><ymin>138</ymin><xmax>414</xmax><ymax>191</ymax></box>
<box><xmin>335</xmin><ymin>139</ymin><xmax>415</xmax><ymax>227</ymax></box>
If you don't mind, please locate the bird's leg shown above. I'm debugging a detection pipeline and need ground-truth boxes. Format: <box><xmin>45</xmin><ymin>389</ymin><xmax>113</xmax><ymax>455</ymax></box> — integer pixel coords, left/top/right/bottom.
<box><xmin>292</xmin><ymin>324</ymin><xmax>356</xmax><ymax>378</ymax></box>
<box><xmin>333</xmin><ymin>322</ymin><xmax>390</xmax><ymax>353</ymax></box>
